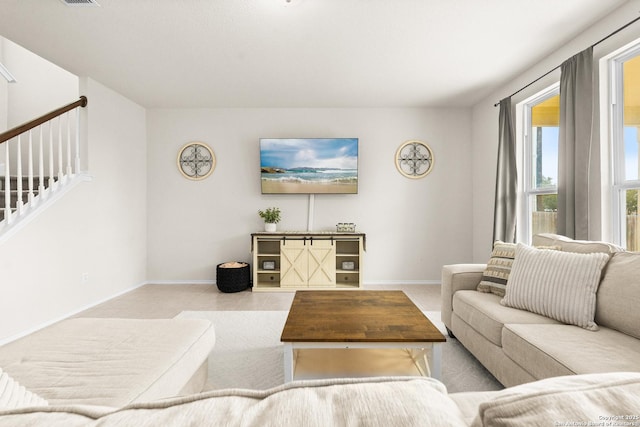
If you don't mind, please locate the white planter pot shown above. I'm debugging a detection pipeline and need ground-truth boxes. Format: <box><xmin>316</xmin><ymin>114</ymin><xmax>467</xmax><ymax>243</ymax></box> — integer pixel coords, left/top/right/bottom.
<box><xmin>264</xmin><ymin>223</ymin><xmax>277</xmax><ymax>232</ymax></box>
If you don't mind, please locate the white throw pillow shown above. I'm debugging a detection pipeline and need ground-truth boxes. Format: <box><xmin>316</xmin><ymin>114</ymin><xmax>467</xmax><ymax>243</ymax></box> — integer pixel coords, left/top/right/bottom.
<box><xmin>501</xmin><ymin>243</ymin><xmax>609</xmax><ymax>331</ymax></box>
<box><xmin>0</xmin><ymin>368</ymin><xmax>49</xmax><ymax>409</ymax></box>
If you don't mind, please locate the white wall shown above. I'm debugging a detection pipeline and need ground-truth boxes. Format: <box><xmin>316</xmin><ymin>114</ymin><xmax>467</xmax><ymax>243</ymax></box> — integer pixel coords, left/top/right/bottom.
<box><xmin>1</xmin><ymin>37</ymin><xmax>81</xmax><ymax>175</ymax></box>
<box><xmin>0</xmin><ymin>77</ymin><xmax>147</xmax><ymax>343</ymax></box>
<box><xmin>470</xmin><ymin>0</ymin><xmax>640</xmax><ymax>262</ymax></box>
<box><xmin>147</xmin><ymin>108</ymin><xmax>473</xmax><ymax>284</ymax></box>
<box><xmin>2</xmin><ymin>37</ymin><xmax>78</xmax><ymax>128</ymax></box>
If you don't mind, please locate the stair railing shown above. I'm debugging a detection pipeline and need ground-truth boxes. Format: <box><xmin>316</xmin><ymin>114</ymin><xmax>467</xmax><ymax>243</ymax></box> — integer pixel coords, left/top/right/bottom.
<box><xmin>0</xmin><ymin>96</ymin><xmax>88</xmax><ymax>229</ymax></box>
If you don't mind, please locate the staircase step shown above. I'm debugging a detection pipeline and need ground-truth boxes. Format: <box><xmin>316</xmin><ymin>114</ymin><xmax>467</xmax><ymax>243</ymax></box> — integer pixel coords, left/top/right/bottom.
<box><xmin>1</xmin><ymin>176</ymin><xmax>30</xmax><ymax>191</ymax></box>
<box><xmin>0</xmin><ymin>189</ymin><xmax>41</xmax><ymax>206</ymax></box>
<box><xmin>0</xmin><ymin>207</ymin><xmax>17</xmax><ymax>222</ymax></box>
<box><xmin>2</xmin><ymin>176</ymin><xmax>56</xmax><ymax>191</ymax></box>
<box><xmin>1</xmin><ymin>176</ymin><xmax>59</xmax><ymax>223</ymax></box>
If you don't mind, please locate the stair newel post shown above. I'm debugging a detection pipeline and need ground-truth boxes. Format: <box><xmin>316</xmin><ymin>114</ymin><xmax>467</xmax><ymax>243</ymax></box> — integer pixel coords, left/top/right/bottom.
<box><xmin>3</xmin><ymin>141</ymin><xmax>11</xmax><ymax>224</ymax></box>
<box><xmin>65</xmin><ymin>111</ymin><xmax>72</xmax><ymax>178</ymax></box>
<box><xmin>27</xmin><ymin>129</ymin><xmax>34</xmax><ymax>206</ymax></box>
<box><xmin>74</xmin><ymin>107</ymin><xmax>80</xmax><ymax>175</ymax></box>
<box><xmin>38</xmin><ymin>124</ymin><xmax>45</xmax><ymax>199</ymax></box>
<box><xmin>48</xmin><ymin>120</ymin><xmax>55</xmax><ymax>190</ymax></box>
<box><xmin>16</xmin><ymin>135</ymin><xmax>23</xmax><ymax>215</ymax></box>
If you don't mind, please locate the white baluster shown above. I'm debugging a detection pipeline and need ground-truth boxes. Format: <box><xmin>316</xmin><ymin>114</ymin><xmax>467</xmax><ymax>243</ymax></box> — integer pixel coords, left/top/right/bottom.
<box><xmin>28</xmin><ymin>129</ymin><xmax>34</xmax><ymax>205</ymax></box>
<box><xmin>74</xmin><ymin>107</ymin><xmax>80</xmax><ymax>174</ymax></box>
<box><xmin>16</xmin><ymin>135</ymin><xmax>23</xmax><ymax>214</ymax></box>
<box><xmin>48</xmin><ymin>120</ymin><xmax>55</xmax><ymax>190</ymax></box>
<box><xmin>66</xmin><ymin>111</ymin><xmax>72</xmax><ymax>177</ymax></box>
<box><xmin>38</xmin><ymin>124</ymin><xmax>45</xmax><ymax>199</ymax></box>
<box><xmin>58</xmin><ymin>115</ymin><xmax>63</xmax><ymax>183</ymax></box>
<box><xmin>1</xmin><ymin>100</ymin><xmax>87</xmax><ymax>231</ymax></box>
<box><xmin>3</xmin><ymin>140</ymin><xmax>11</xmax><ymax>224</ymax></box>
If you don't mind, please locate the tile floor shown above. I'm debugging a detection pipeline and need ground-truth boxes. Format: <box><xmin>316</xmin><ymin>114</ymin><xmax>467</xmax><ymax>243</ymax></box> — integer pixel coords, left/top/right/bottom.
<box><xmin>75</xmin><ymin>284</ymin><xmax>442</xmax><ymax>319</ymax></box>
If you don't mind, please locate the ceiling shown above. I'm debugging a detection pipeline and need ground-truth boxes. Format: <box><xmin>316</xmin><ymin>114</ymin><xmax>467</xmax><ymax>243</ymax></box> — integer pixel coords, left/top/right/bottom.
<box><xmin>0</xmin><ymin>0</ymin><xmax>631</xmax><ymax>109</ymax></box>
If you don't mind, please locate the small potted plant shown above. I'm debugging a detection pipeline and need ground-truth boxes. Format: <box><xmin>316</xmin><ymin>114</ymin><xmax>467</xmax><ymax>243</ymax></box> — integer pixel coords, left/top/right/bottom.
<box><xmin>258</xmin><ymin>207</ymin><xmax>281</xmax><ymax>232</ymax></box>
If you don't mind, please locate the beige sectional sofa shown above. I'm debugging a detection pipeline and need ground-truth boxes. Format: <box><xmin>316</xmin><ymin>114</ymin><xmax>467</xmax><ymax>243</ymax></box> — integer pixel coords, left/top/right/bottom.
<box><xmin>1</xmin><ymin>269</ymin><xmax>640</xmax><ymax>425</ymax></box>
<box><xmin>441</xmin><ymin>233</ymin><xmax>640</xmax><ymax>387</ymax></box>
<box><xmin>0</xmin><ymin>317</ymin><xmax>216</xmax><ymax>407</ymax></box>
<box><xmin>3</xmin><ymin>245</ymin><xmax>640</xmax><ymax>425</ymax></box>
<box><xmin>1</xmin><ymin>372</ymin><xmax>640</xmax><ymax>426</ymax></box>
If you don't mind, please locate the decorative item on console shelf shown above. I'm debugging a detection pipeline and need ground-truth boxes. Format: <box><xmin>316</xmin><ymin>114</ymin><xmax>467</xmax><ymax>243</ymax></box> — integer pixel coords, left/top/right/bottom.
<box><xmin>336</xmin><ymin>223</ymin><xmax>356</xmax><ymax>232</ymax></box>
<box><xmin>258</xmin><ymin>207</ymin><xmax>282</xmax><ymax>232</ymax></box>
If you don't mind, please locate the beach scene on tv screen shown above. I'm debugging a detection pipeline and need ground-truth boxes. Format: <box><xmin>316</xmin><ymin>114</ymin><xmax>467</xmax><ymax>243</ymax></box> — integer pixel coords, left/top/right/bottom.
<box><xmin>260</xmin><ymin>138</ymin><xmax>358</xmax><ymax>194</ymax></box>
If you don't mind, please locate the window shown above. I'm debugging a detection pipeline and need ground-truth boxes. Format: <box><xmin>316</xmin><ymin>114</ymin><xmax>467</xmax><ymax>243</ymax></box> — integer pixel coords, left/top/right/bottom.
<box><xmin>610</xmin><ymin>46</ymin><xmax>640</xmax><ymax>251</ymax></box>
<box><xmin>520</xmin><ymin>87</ymin><xmax>560</xmax><ymax>243</ymax></box>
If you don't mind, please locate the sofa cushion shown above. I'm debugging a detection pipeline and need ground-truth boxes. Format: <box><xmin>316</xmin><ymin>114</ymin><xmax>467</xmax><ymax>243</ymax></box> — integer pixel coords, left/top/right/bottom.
<box><xmin>0</xmin><ymin>318</ymin><xmax>216</xmax><ymax>407</ymax></box>
<box><xmin>533</xmin><ymin>232</ymin><xmax>623</xmax><ymax>255</ymax></box>
<box><xmin>0</xmin><ymin>368</ymin><xmax>48</xmax><ymax>410</ymax></box>
<box><xmin>449</xmin><ymin>391</ymin><xmax>501</xmax><ymax>425</ymax></box>
<box><xmin>477</xmin><ymin>241</ymin><xmax>516</xmax><ymax>297</ymax></box>
<box><xmin>0</xmin><ymin>377</ymin><xmax>469</xmax><ymax>427</ymax></box>
<box><xmin>501</xmin><ymin>244</ymin><xmax>609</xmax><ymax>330</ymax></box>
<box><xmin>502</xmin><ymin>324</ymin><xmax>640</xmax><ymax>380</ymax></box>
<box><xmin>452</xmin><ymin>291</ymin><xmax>560</xmax><ymax>347</ymax></box>
<box><xmin>441</xmin><ymin>264</ymin><xmax>486</xmax><ymax>329</ymax></box>
<box><xmin>595</xmin><ymin>251</ymin><xmax>640</xmax><ymax>339</ymax></box>
<box><xmin>471</xmin><ymin>372</ymin><xmax>640</xmax><ymax>427</ymax></box>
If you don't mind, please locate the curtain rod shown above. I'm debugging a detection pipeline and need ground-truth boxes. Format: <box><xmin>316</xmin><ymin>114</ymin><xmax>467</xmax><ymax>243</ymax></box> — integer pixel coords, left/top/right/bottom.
<box><xmin>493</xmin><ymin>13</ymin><xmax>640</xmax><ymax>107</ymax></box>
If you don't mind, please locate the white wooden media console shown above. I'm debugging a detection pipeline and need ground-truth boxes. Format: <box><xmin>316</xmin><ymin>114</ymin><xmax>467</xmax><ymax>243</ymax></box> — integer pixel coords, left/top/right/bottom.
<box><xmin>251</xmin><ymin>232</ymin><xmax>365</xmax><ymax>292</ymax></box>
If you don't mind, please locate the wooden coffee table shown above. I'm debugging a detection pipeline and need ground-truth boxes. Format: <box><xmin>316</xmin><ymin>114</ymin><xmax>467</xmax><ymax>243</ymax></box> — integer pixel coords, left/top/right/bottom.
<box><xmin>280</xmin><ymin>290</ymin><xmax>446</xmax><ymax>382</ymax></box>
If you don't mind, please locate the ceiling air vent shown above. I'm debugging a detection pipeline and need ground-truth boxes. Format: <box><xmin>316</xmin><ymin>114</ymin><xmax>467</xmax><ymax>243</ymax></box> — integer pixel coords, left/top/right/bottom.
<box><xmin>59</xmin><ymin>0</ymin><xmax>100</xmax><ymax>6</ymax></box>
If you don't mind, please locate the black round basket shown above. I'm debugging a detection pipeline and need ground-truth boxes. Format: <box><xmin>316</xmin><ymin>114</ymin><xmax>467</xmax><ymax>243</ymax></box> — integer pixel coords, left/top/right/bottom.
<box><xmin>216</xmin><ymin>262</ymin><xmax>251</xmax><ymax>293</ymax></box>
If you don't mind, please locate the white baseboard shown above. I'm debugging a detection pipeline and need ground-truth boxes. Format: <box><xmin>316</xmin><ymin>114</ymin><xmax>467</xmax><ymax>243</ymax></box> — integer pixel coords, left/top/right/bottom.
<box><xmin>143</xmin><ymin>280</ymin><xmax>216</xmax><ymax>286</ymax></box>
<box><xmin>365</xmin><ymin>280</ymin><xmax>441</xmax><ymax>286</ymax></box>
<box><xmin>142</xmin><ymin>280</ymin><xmax>440</xmax><ymax>286</ymax></box>
<box><xmin>0</xmin><ymin>281</ymin><xmax>145</xmax><ymax>346</ymax></box>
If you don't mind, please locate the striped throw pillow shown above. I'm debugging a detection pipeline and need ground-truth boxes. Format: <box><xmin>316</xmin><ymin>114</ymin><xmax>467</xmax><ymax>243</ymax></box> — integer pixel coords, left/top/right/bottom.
<box><xmin>501</xmin><ymin>243</ymin><xmax>609</xmax><ymax>331</ymax></box>
<box><xmin>477</xmin><ymin>241</ymin><xmax>516</xmax><ymax>297</ymax></box>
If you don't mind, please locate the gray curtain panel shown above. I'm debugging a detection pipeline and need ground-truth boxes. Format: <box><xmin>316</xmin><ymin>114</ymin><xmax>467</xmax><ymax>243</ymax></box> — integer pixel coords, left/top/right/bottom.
<box><xmin>492</xmin><ymin>97</ymin><xmax>518</xmax><ymax>244</ymax></box>
<box><xmin>558</xmin><ymin>46</ymin><xmax>594</xmax><ymax>240</ymax></box>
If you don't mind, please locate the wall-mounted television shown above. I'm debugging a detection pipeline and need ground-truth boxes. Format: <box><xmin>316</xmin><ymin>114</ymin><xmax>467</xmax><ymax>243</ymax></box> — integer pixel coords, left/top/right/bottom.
<box><xmin>260</xmin><ymin>138</ymin><xmax>358</xmax><ymax>194</ymax></box>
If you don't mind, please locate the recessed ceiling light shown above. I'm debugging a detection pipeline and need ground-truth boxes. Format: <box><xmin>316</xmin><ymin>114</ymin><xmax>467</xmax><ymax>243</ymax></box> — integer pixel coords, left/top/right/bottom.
<box><xmin>283</xmin><ymin>0</ymin><xmax>303</xmax><ymax>7</ymax></box>
<box><xmin>59</xmin><ymin>0</ymin><xmax>100</xmax><ymax>6</ymax></box>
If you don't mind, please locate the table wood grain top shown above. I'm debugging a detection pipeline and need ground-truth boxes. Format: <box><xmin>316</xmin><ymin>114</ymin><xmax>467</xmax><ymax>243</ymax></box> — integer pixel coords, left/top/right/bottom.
<box><xmin>280</xmin><ymin>290</ymin><xmax>446</xmax><ymax>343</ymax></box>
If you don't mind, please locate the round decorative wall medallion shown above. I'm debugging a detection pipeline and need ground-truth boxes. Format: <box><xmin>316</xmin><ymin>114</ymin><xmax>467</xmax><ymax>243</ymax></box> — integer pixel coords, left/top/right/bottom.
<box><xmin>177</xmin><ymin>142</ymin><xmax>216</xmax><ymax>180</ymax></box>
<box><xmin>395</xmin><ymin>140</ymin><xmax>434</xmax><ymax>179</ymax></box>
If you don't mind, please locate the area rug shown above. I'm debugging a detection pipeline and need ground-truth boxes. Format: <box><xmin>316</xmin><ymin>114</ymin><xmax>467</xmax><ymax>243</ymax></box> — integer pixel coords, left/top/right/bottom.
<box><xmin>177</xmin><ymin>310</ymin><xmax>503</xmax><ymax>393</ymax></box>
